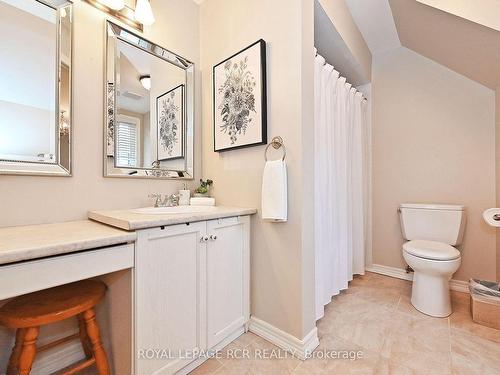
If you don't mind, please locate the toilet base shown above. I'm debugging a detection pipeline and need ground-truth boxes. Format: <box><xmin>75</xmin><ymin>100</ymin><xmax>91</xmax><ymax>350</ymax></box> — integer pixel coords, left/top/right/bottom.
<box><xmin>403</xmin><ymin>250</ymin><xmax>461</xmax><ymax>318</ymax></box>
<box><xmin>411</xmin><ymin>272</ymin><xmax>452</xmax><ymax>317</ymax></box>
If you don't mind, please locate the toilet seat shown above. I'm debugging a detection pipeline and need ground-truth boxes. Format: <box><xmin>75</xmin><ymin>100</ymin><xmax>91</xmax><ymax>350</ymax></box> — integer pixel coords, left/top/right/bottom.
<box><xmin>403</xmin><ymin>240</ymin><xmax>460</xmax><ymax>261</ymax></box>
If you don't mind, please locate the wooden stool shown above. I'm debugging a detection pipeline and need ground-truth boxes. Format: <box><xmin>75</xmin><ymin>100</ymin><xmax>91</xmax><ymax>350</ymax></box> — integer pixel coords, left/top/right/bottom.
<box><xmin>0</xmin><ymin>280</ymin><xmax>110</xmax><ymax>375</ymax></box>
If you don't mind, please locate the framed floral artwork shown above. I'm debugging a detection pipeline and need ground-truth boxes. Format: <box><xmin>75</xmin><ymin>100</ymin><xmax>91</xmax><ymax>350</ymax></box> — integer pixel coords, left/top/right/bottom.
<box><xmin>213</xmin><ymin>39</ymin><xmax>267</xmax><ymax>152</ymax></box>
<box><xmin>156</xmin><ymin>84</ymin><xmax>184</xmax><ymax>161</ymax></box>
<box><xmin>106</xmin><ymin>82</ymin><xmax>115</xmax><ymax>157</ymax></box>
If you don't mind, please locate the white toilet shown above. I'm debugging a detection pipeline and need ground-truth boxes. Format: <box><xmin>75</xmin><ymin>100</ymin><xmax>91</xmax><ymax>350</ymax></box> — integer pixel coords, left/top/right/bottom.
<box><xmin>399</xmin><ymin>203</ymin><xmax>466</xmax><ymax>317</ymax></box>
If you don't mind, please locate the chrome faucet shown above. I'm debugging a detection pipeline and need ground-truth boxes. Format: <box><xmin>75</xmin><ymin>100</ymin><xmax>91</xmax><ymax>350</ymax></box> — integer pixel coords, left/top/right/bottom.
<box><xmin>162</xmin><ymin>193</ymin><xmax>180</xmax><ymax>207</ymax></box>
<box><xmin>148</xmin><ymin>193</ymin><xmax>180</xmax><ymax>207</ymax></box>
<box><xmin>148</xmin><ymin>193</ymin><xmax>162</xmax><ymax>208</ymax></box>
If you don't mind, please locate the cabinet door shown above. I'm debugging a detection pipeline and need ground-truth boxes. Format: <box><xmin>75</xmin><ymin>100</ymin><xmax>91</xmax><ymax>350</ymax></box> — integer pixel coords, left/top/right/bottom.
<box><xmin>206</xmin><ymin>216</ymin><xmax>250</xmax><ymax>348</ymax></box>
<box><xmin>135</xmin><ymin>222</ymin><xmax>207</xmax><ymax>375</ymax></box>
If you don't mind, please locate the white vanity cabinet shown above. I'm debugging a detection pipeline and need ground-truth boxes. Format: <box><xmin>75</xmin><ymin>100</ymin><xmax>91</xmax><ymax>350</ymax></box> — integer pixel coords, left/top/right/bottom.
<box><xmin>135</xmin><ymin>215</ymin><xmax>250</xmax><ymax>375</ymax></box>
<box><xmin>206</xmin><ymin>217</ymin><xmax>250</xmax><ymax>348</ymax></box>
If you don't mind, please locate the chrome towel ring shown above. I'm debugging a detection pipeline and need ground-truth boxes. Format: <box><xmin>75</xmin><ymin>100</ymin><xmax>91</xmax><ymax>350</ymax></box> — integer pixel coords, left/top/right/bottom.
<box><xmin>264</xmin><ymin>136</ymin><xmax>286</xmax><ymax>161</ymax></box>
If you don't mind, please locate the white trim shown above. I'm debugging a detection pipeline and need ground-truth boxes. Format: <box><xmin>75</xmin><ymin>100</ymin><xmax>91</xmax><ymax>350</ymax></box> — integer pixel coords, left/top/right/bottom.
<box><xmin>248</xmin><ymin>317</ymin><xmax>319</xmax><ymax>360</ymax></box>
<box><xmin>449</xmin><ymin>279</ymin><xmax>469</xmax><ymax>293</ymax></box>
<box><xmin>177</xmin><ymin>327</ymin><xmax>245</xmax><ymax>375</ymax></box>
<box><xmin>365</xmin><ymin>264</ymin><xmax>413</xmax><ymax>281</ymax></box>
<box><xmin>366</xmin><ymin>264</ymin><xmax>469</xmax><ymax>293</ymax></box>
<box><xmin>31</xmin><ymin>341</ymin><xmax>85</xmax><ymax>375</ymax></box>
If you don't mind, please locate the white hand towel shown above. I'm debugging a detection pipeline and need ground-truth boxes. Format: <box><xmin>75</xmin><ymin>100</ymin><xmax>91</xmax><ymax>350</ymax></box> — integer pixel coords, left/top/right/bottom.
<box><xmin>262</xmin><ymin>160</ymin><xmax>288</xmax><ymax>222</ymax></box>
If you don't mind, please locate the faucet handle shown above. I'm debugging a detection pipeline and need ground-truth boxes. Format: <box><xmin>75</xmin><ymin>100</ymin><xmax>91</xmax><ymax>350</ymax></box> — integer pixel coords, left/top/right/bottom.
<box><xmin>148</xmin><ymin>193</ymin><xmax>162</xmax><ymax>207</ymax></box>
<box><xmin>162</xmin><ymin>193</ymin><xmax>179</xmax><ymax>207</ymax></box>
<box><xmin>171</xmin><ymin>194</ymin><xmax>180</xmax><ymax>205</ymax></box>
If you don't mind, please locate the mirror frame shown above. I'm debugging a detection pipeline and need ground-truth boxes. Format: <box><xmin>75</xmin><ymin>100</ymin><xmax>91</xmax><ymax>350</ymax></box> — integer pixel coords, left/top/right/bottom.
<box><xmin>104</xmin><ymin>21</ymin><xmax>195</xmax><ymax>180</ymax></box>
<box><xmin>0</xmin><ymin>0</ymin><xmax>73</xmax><ymax>177</ymax></box>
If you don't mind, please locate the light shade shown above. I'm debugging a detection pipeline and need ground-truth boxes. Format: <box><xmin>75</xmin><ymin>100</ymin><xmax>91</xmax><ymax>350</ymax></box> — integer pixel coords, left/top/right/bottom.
<box><xmin>97</xmin><ymin>0</ymin><xmax>125</xmax><ymax>10</ymax></box>
<box><xmin>140</xmin><ymin>75</ymin><xmax>151</xmax><ymax>90</ymax></box>
<box><xmin>135</xmin><ymin>0</ymin><xmax>155</xmax><ymax>26</ymax></box>
<box><xmin>59</xmin><ymin>111</ymin><xmax>70</xmax><ymax>136</ymax></box>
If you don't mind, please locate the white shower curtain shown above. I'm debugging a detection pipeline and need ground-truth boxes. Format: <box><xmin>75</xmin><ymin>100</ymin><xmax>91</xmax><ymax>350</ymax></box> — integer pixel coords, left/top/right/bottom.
<box><xmin>314</xmin><ymin>52</ymin><xmax>369</xmax><ymax>320</ymax></box>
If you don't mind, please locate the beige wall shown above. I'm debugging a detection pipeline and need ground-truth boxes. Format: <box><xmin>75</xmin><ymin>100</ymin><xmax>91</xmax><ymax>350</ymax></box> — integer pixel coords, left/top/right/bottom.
<box><xmin>416</xmin><ymin>0</ymin><xmax>500</xmax><ymax>32</ymax></box>
<box><xmin>0</xmin><ymin>0</ymin><xmax>201</xmax><ymax>228</ymax></box>
<box><xmin>317</xmin><ymin>0</ymin><xmax>371</xmax><ymax>82</ymax></box>
<box><xmin>200</xmin><ymin>0</ymin><xmax>316</xmax><ymax>339</ymax></box>
<box><xmin>372</xmin><ymin>47</ymin><xmax>497</xmax><ymax>282</ymax></box>
<box><xmin>496</xmin><ymin>87</ymin><xmax>500</xmax><ymax>282</ymax></box>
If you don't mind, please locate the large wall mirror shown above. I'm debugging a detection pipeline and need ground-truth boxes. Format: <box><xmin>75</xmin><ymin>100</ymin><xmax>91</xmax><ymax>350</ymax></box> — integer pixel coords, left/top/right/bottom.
<box><xmin>0</xmin><ymin>0</ymin><xmax>72</xmax><ymax>176</ymax></box>
<box><xmin>105</xmin><ymin>22</ymin><xmax>194</xmax><ymax>179</ymax></box>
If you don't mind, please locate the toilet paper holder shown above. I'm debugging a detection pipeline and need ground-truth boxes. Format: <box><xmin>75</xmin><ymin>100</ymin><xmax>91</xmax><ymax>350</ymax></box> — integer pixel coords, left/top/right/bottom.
<box><xmin>482</xmin><ymin>208</ymin><xmax>500</xmax><ymax>227</ymax></box>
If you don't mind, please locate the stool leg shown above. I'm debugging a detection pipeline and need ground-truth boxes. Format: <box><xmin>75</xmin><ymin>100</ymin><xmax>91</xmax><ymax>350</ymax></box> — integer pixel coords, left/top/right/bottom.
<box><xmin>7</xmin><ymin>328</ymin><xmax>26</xmax><ymax>375</ymax></box>
<box><xmin>77</xmin><ymin>314</ymin><xmax>93</xmax><ymax>358</ymax></box>
<box><xmin>18</xmin><ymin>327</ymin><xmax>39</xmax><ymax>375</ymax></box>
<box><xmin>83</xmin><ymin>308</ymin><xmax>110</xmax><ymax>375</ymax></box>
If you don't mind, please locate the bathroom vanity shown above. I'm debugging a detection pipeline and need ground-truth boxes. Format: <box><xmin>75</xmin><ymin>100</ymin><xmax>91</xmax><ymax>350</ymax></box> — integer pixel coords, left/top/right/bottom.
<box><xmin>89</xmin><ymin>206</ymin><xmax>255</xmax><ymax>375</ymax></box>
<box><xmin>0</xmin><ymin>207</ymin><xmax>255</xmax><ymax>374</ymax></box>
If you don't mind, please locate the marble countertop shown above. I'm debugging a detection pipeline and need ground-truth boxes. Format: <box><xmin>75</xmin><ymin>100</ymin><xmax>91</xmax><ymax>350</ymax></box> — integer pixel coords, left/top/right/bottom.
<box><xmin>88</xmin><ymin>206</ymin><xmax>257</xmax><ymax>230</ymax></box>
<box><xmin>0</xmin><ymin>220</ymin><xmax>137</xmax><ymax>265</ymax></box>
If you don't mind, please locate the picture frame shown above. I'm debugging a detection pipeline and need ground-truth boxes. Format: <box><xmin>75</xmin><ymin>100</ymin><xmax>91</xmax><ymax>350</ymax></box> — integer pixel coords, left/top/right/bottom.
<box><xmin>156</xmin><ymin>84</ymin><xmax>184</xmax><ymax>161</ymax></box>
<box><xmin>106</xmin><ymin>82</ymin><xmax>115</xmax><ymax>157</ymax></box>
<box><xmin>213</xmin><ymin>39</ymin><xmax>267</xmax><ymax>152</ymax></box>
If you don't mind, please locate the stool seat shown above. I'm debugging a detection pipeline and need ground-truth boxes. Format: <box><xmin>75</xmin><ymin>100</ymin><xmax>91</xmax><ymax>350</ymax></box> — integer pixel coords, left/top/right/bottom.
<box><xmin>0</xmin><ymin>280</ymin><xmax>110</xmax><ymax>375</ymax></box>
<box><xmin>0</xmin><ymin>280</ymin><xmax>106</xmax><ymax>328</ymax></box>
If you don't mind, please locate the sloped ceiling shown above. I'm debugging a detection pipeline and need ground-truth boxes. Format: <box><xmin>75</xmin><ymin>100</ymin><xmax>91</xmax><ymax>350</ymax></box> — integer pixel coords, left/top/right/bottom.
<box><xmin>315</xmin><ymin>0</ymin><xmax>369</xmax><ymax>86</ymax></box>
<box><xmin>416</xmin><ymin>0</ymin><xmax>500</xmax><ymax>32</ymax></box>
<box><xmin>345</xmin><ymin>0</ymin><xmax>400</xmax><ymax>56</ymax></box>
<box><xmin>389</xmin><ymin>0</ymin><xmax>500</xmax><ymax>89</ymax></box>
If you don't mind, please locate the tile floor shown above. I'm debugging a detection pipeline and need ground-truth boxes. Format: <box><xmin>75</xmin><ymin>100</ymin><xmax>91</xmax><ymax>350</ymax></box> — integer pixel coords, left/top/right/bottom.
<box><xmin>192</xmin><ymin>272</ymin><xmax>500</xmax><ymax>375</ymax></box>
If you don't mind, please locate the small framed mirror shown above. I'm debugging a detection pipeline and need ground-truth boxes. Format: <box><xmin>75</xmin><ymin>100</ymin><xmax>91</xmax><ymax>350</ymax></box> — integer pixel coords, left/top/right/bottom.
<box><xmin>105</xmin><ymin>21</ymin><xmax>195</xmax><ymax>179</ymax></box>
<box><xmin>0</xmin><ymin>0</ymin><xmax>73</xmax><ymax>176</ymax></box>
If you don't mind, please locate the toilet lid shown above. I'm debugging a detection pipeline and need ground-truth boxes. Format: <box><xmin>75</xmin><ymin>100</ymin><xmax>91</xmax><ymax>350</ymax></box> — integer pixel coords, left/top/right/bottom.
<box><xmin>403</xmin><ymin>240</ymin><xmax>460</xmax><ymax>261</ymax></box>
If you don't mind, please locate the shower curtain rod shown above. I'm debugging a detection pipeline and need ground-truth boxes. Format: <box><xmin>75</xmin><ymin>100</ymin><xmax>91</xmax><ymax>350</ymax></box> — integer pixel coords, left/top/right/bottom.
<box><xmin>315</xmin><ymin>51</ymin><xmax>368</xmax><ymax>102</ymax></box>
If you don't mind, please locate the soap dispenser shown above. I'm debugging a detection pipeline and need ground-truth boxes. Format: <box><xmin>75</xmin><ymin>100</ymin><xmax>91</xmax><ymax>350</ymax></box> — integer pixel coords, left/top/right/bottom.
<box><xmin>179</xmin><ymin>183</ymin><xmax>191</xmax><ymax>206</ymax></box>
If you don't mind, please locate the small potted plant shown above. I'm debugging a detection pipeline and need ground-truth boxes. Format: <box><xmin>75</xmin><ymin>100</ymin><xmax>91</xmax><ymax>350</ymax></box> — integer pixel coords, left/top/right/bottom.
<box><xmin>194</xmin><ymin>179</ymin><xmax>213</xmax><ymax>197</ymax></box>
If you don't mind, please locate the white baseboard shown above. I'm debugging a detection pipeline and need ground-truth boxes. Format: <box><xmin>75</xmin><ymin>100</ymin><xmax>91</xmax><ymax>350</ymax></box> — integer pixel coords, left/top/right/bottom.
<box><xmin>366</xmin><ymin>264</ymin><xmax>469</xmax><ymax>293</ymax></box>
<box><xmin>365</xmin><ymin>264</ymin><xmax>413</xmax><ymax>281</ymax></box>
<box><xmin>177</xmin><ymin>327</ymin><xmax>246</xmax><ymax>375</ymax></box>
<box><xmin>248</xmin><ymin>317</ymin><xmax>319</xmax><ymax>360</ymax></box>
<box><xmin>31</xmin><ymin>340</ymin><xmax>85</xmax><ymax>375</ymax></box>
<box><xmin>449</xmin><ymin>279</ymin><xmax>469</xmax><ymax>293</ymax></box>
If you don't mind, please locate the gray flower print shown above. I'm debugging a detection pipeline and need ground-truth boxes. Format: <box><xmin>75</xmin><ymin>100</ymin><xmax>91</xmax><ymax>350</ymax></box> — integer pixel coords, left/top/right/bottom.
<box><xmin>218</xmin><ymin>56</ymin><xmax>257</xmax><ymax>144</ymax></box>
<box><xmin>159</xmin><ymin>91</ymin><xmax>179</xmax><ymax>156</ymax></box>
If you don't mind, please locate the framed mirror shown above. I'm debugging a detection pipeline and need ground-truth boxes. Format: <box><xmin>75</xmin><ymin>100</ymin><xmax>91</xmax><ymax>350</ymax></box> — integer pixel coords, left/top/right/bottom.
<box><xmin>105</xmin><ymin>21</ymin><xmax>195</xmax><ymax>179</ymax></box>
<box><xmin>0</xmin><ymin>0</ymin><xmax>72</xmax><ymax>176</ymax></box>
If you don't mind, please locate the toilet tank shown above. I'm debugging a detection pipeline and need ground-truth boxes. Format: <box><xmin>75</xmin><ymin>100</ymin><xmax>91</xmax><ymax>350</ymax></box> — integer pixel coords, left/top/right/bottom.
<box><xmin>399</xmin><ymin>203</ymin><xmax>466</xmax><ymax>245</ymax></box>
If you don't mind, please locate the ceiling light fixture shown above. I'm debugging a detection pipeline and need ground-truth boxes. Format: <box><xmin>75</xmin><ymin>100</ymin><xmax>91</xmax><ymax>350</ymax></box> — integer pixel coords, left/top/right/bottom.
<box><xmin>140</xmin><ymin>75</ymin><xmax>151</xmax><ymax>90</ymax></box>
<box><xmin>83</xmin><ymin>0</ymin><xmax>155</xmax><ymax>31</ymax></box>
<box><xmin>59</xmin><ymin>110</ymin><xmax>70</xmax><ymax>136</ymax></box>
<box><xmin>97</xmin><ymin>0</ymin><xmax>125</xmax><ymax>10</ymax></box>
<box><xmin>134</xmin><ymin>0</ymin><xmax>155</xmax><ymax>26</ymax></box>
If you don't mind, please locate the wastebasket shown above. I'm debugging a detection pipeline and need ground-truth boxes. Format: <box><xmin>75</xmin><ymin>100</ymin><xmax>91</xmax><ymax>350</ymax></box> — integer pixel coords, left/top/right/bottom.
<box><xmin>469</xmin><ymin>279</ymin><xmax>500</xmax><ymax>330</ymax></box>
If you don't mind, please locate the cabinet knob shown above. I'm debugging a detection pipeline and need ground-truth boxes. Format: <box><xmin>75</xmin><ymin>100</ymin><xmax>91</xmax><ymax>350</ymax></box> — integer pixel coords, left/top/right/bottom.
<box><xmin>200</xmin><ymin>236</ymin><xmax>209</xmax><ymax>243</ymax></box>
<box><xmin>209</xmin><ymin>235</ymin><xmax>217</xmax><ymax>241</ymax></box>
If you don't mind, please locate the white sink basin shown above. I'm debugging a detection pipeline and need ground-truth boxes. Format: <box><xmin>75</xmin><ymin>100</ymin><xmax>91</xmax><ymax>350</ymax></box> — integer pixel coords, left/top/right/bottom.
<box><xmin>131</xmin><ymin>206</ymin><xmax>216</xmax><ymax>215</ymax></box>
